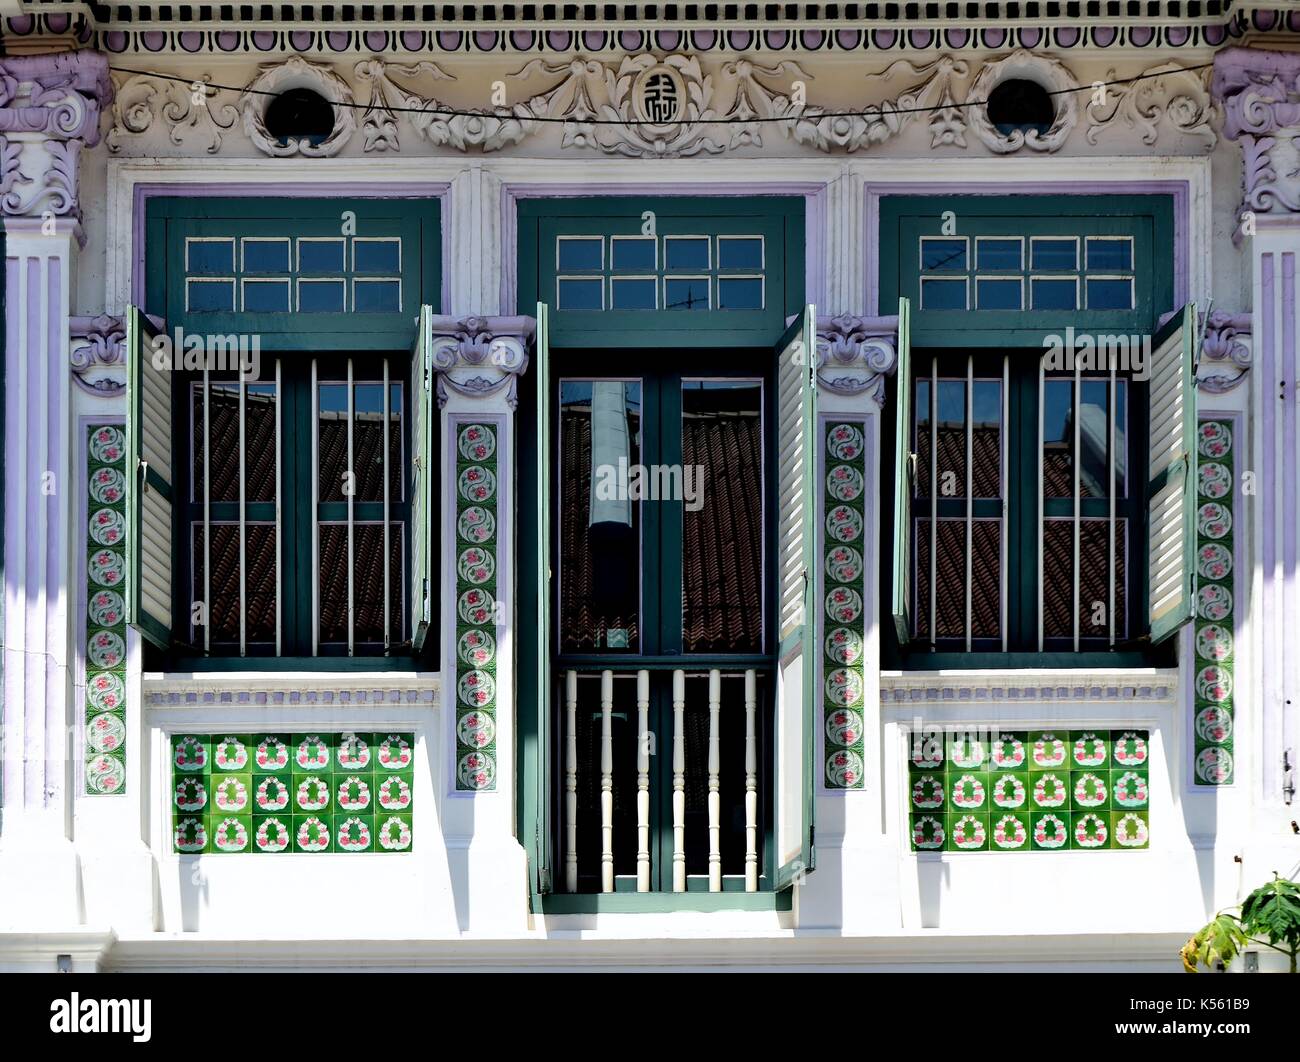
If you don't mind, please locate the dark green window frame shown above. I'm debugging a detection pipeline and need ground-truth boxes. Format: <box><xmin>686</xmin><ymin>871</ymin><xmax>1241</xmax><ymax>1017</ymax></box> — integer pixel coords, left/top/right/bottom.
<box><xmin>880</xmin><ymin>194</ymin><xmax>1180</xmax><ymax>670</ymax></box>
<box><xmin>140</xmin><ymin>197</ymin><xmax>441</xmax><ymax>672</ymax></box>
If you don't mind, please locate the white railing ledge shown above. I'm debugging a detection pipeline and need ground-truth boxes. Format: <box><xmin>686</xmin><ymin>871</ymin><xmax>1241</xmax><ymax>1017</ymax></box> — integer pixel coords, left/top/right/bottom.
<box><xmin>879</xmin><ymin>668</ymin><xmax>1179</xmax><ymax>704</ymax></box>
<box><xmin>142</xmin><ymin>671</ymin><xmax>440</xmax><ymax>709</ymax></box>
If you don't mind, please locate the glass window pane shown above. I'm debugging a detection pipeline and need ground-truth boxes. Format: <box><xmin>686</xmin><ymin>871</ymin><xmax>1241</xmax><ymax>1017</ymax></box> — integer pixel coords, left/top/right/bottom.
<box><xmin>717</xmin><ymin>237</ymin><xmax>763</xmax><ymax>270</ymax></box>
<box><xmin>1086</xmin><ymin>277</ymin><xmax>1133</xmax><ymax>310</ymax></box>
<box><xmin>1079</xmin><ymin>518</ymin><xmax>1125</xmax><ymax>643</ymax></box>
<box><xmin>664</xmin><ymin>277</ymin><xmax>709</xmax><ymax>310</ymax></box>
<box><xmin>717</xmin><ymin>276</ymin><xmax>763</xmax><ymax>310</ymax></box>
<box><xmin>914</xmin><ymin>377</ymin><xmax>931</xmax><ymax>499</ymax></box>
<box><xmin>935</xmin><ymin>379</ymin><xmax>966</xmax><ymax>498</ymax></box>
<box><xmin>1042</xmin><ymin>378</ymin><xmax>1074</xmax><ymax>497</ymax></box>
<box><xmin>193</xmin><ymin>523</ymin><xmax>241</xmax><ymax>645</ymax></box>
<box><xmin>921</xmin><ymin>277</ymin><xmax>967</xmax><ymax>310</ymax></box>
<box><xmin>970</xmin><ymin>519</ymin><xmax>1001</xmax><ymax>640</ymax></box>
<box><xmin>354</xmin><ymin>238</ymin><xmax>400</xmax><ymax>273</ymax></box>
<box><xmin>352</xmin><ymin>522</ymin><xmax>402</xmax><ymax>646</ymax></box>
<box><xmin>682</xmin><ymin>380</ymin><xmax>763</xmax><ymax>654</ymax></box>
<box><xmin>1031</xmin><ymin>277</ymin><xmax>1077</xmax><ymax>310</ymax></box>
<box><xmin>299</xmin><ymin>279</ymin><xmax>345</xmax><ymax>313</ymax></box>
<box><xmin>187</xmin><ymin>279</ymin><xmax>234</xmax><ymax>312</ymax></box>
<box><xmin>317</xmin><ymin>382</ymin><xmax>348</xmax><ymax>502</ymax></box>
<box><xmin>244</xmin><ymin>383</ymin><xmax>278</xmax><ymax>502</ymax></box>
<box><xmin>921</xmin><ymin>238</ymin><xmax>967</xmax><ymax>271</ymax></box>
<box><xmin>559</xmin><ymin>380</ymin><xmax>642</xmax><ymax>653</ymax></box>
<box><xmin>664</xmin><ymin>237</ymin><xmax>709</xmax><ymax>271</ymax></box>
<box><xmin>1086</xmin><ymin>237</ymin><xmax>1132</xmax><ymax>271</ymax></box>
<box><xmin>972</xmin><ymin>379</ymin><xmax>1002</xmax><ymax>498</ymax></box>
<box><xmin>1042</xmin><ymin>519</ymin><xmax>1073</xmax><ymax>639</ymax></box>
<box><xmin>934</xmin><ymin>518</ymin><xmax>966</xmax><ymax>639</ymax></box>
<box><xmin>299</xmin><ymin>239</ymin><xmax>345</xmax><ymax>274</ymax></box>
<box><xmin>557</xmin><ymin>277</ymin><xmax>603</xmax><ymax>311</ymax></box>
<box><xmin>353</xmin><ymin>279</ymin><xmax>400</xmax><ymax>313</ymax></box>
<box><xmin>317</xmin><ymin>523</ymin><xmax>348</xmax><ymax>644</ymax></box>
<box><xmin>975</xmin><ymin>238</ymin><xmax>1022</xmax><ymax>271</ymax></box>
<box><xmin>245</xmin><ymin>523</ymin><xmax>277</xmax><ymax>644</ymax></box>
<box><xmin>1078</xmin><ymin>379</ymin><xmax>1110</xmax><ymax>499</ymax></box>
<box><xmin>610</xmin><ymin>277</ymin><xmax>656</xmax><ymax>310</ymax></box>
<box><xmin>197</xmin><ymin>381</ymin><xmax>242</xmax><ymax>503</ymax></box>
<box><xmin>611</xmin><ymin>237</ymin><xmax>656</xmax><ymax>271</ymax></box>
<box><xmin>557</xmin><ymin>237</ymin><xmax>603</xmax><ymax>272</ymax></box>
<box><xmin>351</xmin><ymin>382</ymin><xmax>390</xmax><ymax>502</ymax></box>
<box><xmin>1031</xmin><ymin>238</ymin><xmax>1078</xmax><ymax>270</ymax></box>
<box><xmin>914</xmin><ymin>519</ymin><xmax>930</xmax><ymax>640</ymax></box>
<box><xmin>242</xmin><ymin>239</ymin><xmax>289</xmax><ymax>273</ymax></box>
<box><xmin>388</xmin><ymin>382</ymin><xmax>404</xmax><ymax>503</ymax></box>
<box><xmin>243</xmin><ymin>279</ymin><xmax>290</xmax><ymax>313</ymax></box>
<box><xmin>187</xmin><ymin>239</ymin><xmax>234</xmax><ymax>273</ymax></box>
<box><xmin>976</xmin><ymin>278</ymin><xmax>1021</xmax><ymax>310</ymax></box>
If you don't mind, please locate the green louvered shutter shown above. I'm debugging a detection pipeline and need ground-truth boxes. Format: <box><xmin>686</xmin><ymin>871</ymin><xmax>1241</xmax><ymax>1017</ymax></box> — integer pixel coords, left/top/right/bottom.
<box><xmin>532</xmin><ymin>301</ymin><xmax>554</xmax><ymax>894</ymax></box>
<box><xmin>1148</xmin><ymin>302</ymin><xmax>1198</xmax><ymax>643</ymax></box>
<box><xmin>890</xmin><ymin>297</ymin><xmax>913</xmax><ymax>644</ymax></box>
<box><xmin>774</xmin><ymin>304</ymin><xmax>817</xmax><ymax>889</ymax></box>
<box><xmin>124</xmin><ymin>306</ymin><xmax>173</xmax><ymax>649</ymax></box>
<box><xmin>409</xmin><ymin>305</ymin><xmax>434</xmax><ymax>651</ymax></box>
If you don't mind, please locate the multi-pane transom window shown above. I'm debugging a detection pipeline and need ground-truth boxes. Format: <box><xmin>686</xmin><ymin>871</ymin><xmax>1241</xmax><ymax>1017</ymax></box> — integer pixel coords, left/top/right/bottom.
<box><xmin>555</xmin><ymin>234</ymin><xmax>765</xmax><ymax>312</ymax></box>
<box><xmin>919</xmin><ymin>235</ymin><xmax>1136</xmax><ymax>313</ymax></box>
<box><xmin>184</xmin><ymin>235</ymin><xmax>402</xmax><ymax>315</ymax></box>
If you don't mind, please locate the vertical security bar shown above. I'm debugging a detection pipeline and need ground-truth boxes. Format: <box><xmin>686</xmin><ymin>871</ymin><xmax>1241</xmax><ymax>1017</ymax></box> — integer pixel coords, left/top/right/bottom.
<box><xmin>1000</xmin><ymin>355</ymin><xmax>1009</xmax><ymax>652</ymax></box>
<box><xmin>1108</xmin><ymin>366</ymin><xmax>1117</xmax><ymax>647</ymax></box>
<box><xmin>383</xmin><ymin>359</ymin><xmax>391</xmax><ymax>650</ymax></box>
<box><xmin>275</xmin><ymin>358</ymin><xmax>283</xmax><ymax>656</ymax></box>
<box><xmin>239</xmin><ymin>371</ymin><xmax>247</xmax><ymax>656</ymax></box>
<box><xmin>929</xmin><ymin>359</ymin><xmax>938</xmax><ymax>645</ymax></box>
<box><xmin>202</xmin><ymin>366</ymin><xmax>211</xmax><ymax>654</ymax></box>
<box><xmin>1037</xmin><ymin>362</ymin><xmax>1045</xmax><ymax>651</ymax></box>
<box><xmin>1072</xmin><ymin>359</ymin><xmax>1082</xmax><ymax>652</ymax></box>
<box><xmin>347</xmin><ymin>357</ymin><xmax>355</xmax><ymax>657</ymax></box>
<box><xmin>311</xmin><ymin>358</ymin><xmax>319</xmax><ymax>655</ymax></box>
<box><xmin>965</xmin><ymin>354</ymin><xmax>973</xmax><ymax>651</ymax></box>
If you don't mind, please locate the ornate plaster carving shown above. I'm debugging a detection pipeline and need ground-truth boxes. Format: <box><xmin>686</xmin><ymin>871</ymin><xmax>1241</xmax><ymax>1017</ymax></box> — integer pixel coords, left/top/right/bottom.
<box><xmin>107</xmin><ymin>74</ymin><xmax>239</xmax><ymax>154</ymax></box>
<box><xmin>966</xmin><ymin>50</ymin><xmax>1078</xmax><ymax>154</ymax></box>
<box><xmin>1198</xmin><ymin>311</ymin><xmax>1252</xmax><ymax>394</ymax></box>
<box><xmin>70</xmin><ymin>314</ymin><xmax>126</xmax><ymax>397</ymax></box>
<box><xmin>241</xmin><ymin>56</ymin><xmax>357</xmax><ymax>157</ymax></box>
<box><xmin>1213</xmin><ymin>47</ymin><xmax>1300</xmax><ymax>236</ymax></box>
<box><xmin>815</xmin><ymin>314</ymin><xmax>900</xmax><ymax>402</ymax></box>
<box><xmin>430</xmin><ymin>315</ymin><xmax>536</xmax><ymax>409</ymax></box>
<box><xmin>0</xmin><ymin>51</ymin><xmax>113</xmax><ymax>222</ymax></box>
<box><xmin>1085</xmin><ymin>62</ymin><xmax>1217</xmax><ymax>147</ymax></box>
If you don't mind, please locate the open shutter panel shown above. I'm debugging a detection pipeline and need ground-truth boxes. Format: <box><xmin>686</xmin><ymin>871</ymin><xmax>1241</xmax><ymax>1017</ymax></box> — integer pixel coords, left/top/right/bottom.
<box><xmin>409</xmin><ymin>305</ymin><xmax>434</xmax><ymax>651</ymax></box>
<box><xmin>890</xmin><ymin>297</ymin><xmax>913</xmax><ymax>645</ymax></box>
<box><xmin>125</xmin><ymin>306</ymin><xmax>173</xmax><ymax>649</ymax></box>
<box><xmin>1147</xmin><ymin>302</ymin><xmax>1198</xmax><ymax>644</ymax></box>
<box><xmin>774</xmin><ymin>304</ymin><xmax>816</xmax><ymax>889</ymax></box>
<box><xmin>532</xmin><ymin>302</ymin><xmax>554</xmax><ymax>895</ymax></box>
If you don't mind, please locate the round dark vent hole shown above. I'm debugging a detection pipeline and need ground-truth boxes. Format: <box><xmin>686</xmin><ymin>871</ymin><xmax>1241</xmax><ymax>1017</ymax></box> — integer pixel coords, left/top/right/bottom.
<box><xmin>985</xmin><ymin>78</ymin><xmax>1055</xmax><ymax>137</ymax></box>
<box><xmin>264</xmin><ymin>87</ymin><xmax>335</xmax><ymax>147</ymax></box>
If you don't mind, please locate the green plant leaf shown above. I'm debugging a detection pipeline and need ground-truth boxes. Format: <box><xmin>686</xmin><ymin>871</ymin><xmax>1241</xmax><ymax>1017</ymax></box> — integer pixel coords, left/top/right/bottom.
<box><xmin>1181</xmin><ymin>912</ymin><xmax>1248</xmax><ymax>973</ymax></box>
<box><xmin>1240</xmin><ymin>877</ymin><xmax>1300</xmax><ymax>951</ymax></box>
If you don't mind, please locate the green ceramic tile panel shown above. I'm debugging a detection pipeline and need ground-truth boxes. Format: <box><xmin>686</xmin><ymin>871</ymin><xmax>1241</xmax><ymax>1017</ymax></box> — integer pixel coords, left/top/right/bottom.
<box><xmin>170</xmin><ymin>732</ymin><xmax>415</xmax><ymax>853</ymax></box>
<box><xmin>85</xmin><ymin>424</ymin><xmax>129</xmax><ymax>795</ymax></box>
<box><xmin>823</xmin><ymin>421</ymin><xmax>867</xmax><ymax>790</ymax></box>
<box><xmin>907</xmin><ymin>728</ymin><xmax>1151</xmax><ymax>851</ymax></box>
<box><xmin>1193</xmin><ymin>418</ymin><xmax>1235</xmax><ymax>785</ymax></box>
<box><xmin>453</xmin><ymin>421</ymin><xmax>499</xmax><ymax>791</ymax></box>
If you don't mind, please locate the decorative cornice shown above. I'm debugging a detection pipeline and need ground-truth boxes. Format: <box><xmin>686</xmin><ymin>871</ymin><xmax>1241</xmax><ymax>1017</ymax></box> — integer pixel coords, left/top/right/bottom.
<box><xmin>430</xmin><ymin>314</ymin><xmax>536</xmax><ymax>409</ymax></box>
<box><xmin>143</xmin><ymin>680</ymin><xmax>438</xmax><ymax>708</ymax></box>
<box><xmin>880</xmin><ymin>671</ymin><xmax>1179</xmax><ymax>704</ymax></box>
<box><xmin>1198</xmin><ymin>310</ymin><xmax>1252</xmax><ymax>394</ymax></box>
<box><xmin>816</xmin><ymin>314</ymin><xmax>899</xmax><ymax>402</ymax></box>
<box><xmin>70</xmin><ymin>313</ymin><xmax>126</xmax><ymax>396</ymax></box>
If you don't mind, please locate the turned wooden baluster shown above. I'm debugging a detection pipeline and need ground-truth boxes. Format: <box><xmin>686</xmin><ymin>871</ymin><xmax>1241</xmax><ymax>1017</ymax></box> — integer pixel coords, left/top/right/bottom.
<box><xmin>744</xmin><ymin>669</ymin><xmax>758</xmax><ymax>892</ymax></box>
<box><xmin>600</xmin><ymin>669</ymin><xmax>614</xmax><ymax>893</ymax></box>
<box><xmin>636</xmin><ymin>669</ymin><xmax>651</xmax><ymax>892</ymax></box>
<box><xmin>672</xmin><ymin>669</ymin><xmax>686</xmax><ymax>893</ymax></box>
<box><xmin>708</xmin><ymin>668</ymin><xmax>722</xmax><ymax>893</ymax></box>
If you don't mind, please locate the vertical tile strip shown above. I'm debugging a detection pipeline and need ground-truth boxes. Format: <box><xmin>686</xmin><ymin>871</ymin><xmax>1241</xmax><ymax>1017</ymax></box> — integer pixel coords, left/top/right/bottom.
<box><xmin>1192</xmin><ymin>417</ymin><xmax>1235</xmax><ymax>785</ymax></box>
<box><xmin>823</xmin><ymin>421</ymin><xmax>866</xmax><ymax>789</ymax></box>
<box><xmin>170</xmin><ymin>732</ymin><xmax>416</xmax><ymax>853</ymax></box>
<box><xmin>453</xmin><ymin>421</ymin><xmax>499</xmax><ymax>791</ymax></box>
<box><xmin>84</xmin><ymin>424</ymin><xmax>129</xmax><ymax>795</ymax></box>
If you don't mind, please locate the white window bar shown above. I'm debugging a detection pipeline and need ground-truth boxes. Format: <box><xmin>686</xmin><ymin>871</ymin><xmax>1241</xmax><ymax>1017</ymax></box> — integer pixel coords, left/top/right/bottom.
<box><xmin>600</xmin><ymin>668</ymin><xmax>614</xmax><ymax>893</ymax></box>
<box><xmin>383</xmin><ymin>360</ymin><xmax>390</xmax><ymax>650</ymax></box>
<box><xmin>1109</xmin><ymin>367</ymin><xmax>1117</xmax><ymax>647</ymax></box>
<box><xmin>1073</xmin><ymin>358</ymin><xmax>1082</xmax><ymax>652</ymax></box>
<box><xmin>636</xmin><ymin>669</ymin><xmax>651</xmax><ymax>893</ymax></box>
<box><xmin>708</xmin><ymin>668</ymin><xmax>722</xmax><ymax>893</ymax></box>
<box><xmin>275</xmin><ymin>359</ymin><xmax>283</xmax><ymax>656</ymax></box>
<box><xmin>672</xmin><ymin>668</ymin><xmax>686</xmax><ymax>893</ymax></box>
<box><xmin>565</xmin><ymin>669</ymin><xmax>579</xmax><ymax>893</ymax></box>
<box><xmin>202</xmin><ymin>367</ymin><xmax>211</xmax><ymax>653</ymax></box>
<box><xmin>1001</xmin><ymin>355</ymin><xmax>1009</xmax><ymax>652</ymax></box>
<box><xmin>347</xmin><ymin>357</ymin><xmax>355</xmax><ymax>657</ymax></box>
<box><xmin>965</xmin><ymin>355</ymin><xmax>973</xmax><ymax>652</ymax></box>
<box><xmin>744</xmin><ymin>668</ymin><xmax>758</xmax><ymax>893</ymax></box>
<box><xmin>929</xmin><ymin>360</ymin><xmax>938</xmax><ymax>646</ymax></box>
<box><xmin>311</xmin><ymin>358</ymin><xmax>319</xmax><ymax>655</ymax></box>
<box><xmin>1037</xmin><ymin>361</ymin><xmax>1045</xmax><ymax>652</ymax></box>
<box><xmin>239</xmin><ymin>372</ymin><xmax>247</xmax><ymax>657</ymax></box>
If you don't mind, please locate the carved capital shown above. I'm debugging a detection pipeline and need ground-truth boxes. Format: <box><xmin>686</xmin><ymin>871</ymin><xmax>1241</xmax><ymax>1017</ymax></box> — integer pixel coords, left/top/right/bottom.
<box><xmin>0</xmin><ymin>51</ymin><xmax>113</xmax><ymax>225</ymax></box>
<box><xmin>815</xmin><ymin>314</ymin><xmax>900</xmax><ymax>403</ymax></box>
<box><xmin>70</xmin><ymin>313</ymin><xmax>126</xmax><ymax>397</ymax></box>
<box><xmin>430</xmin><ymin>314</ymin><xmax>536</xmax><ymax>409</ymax></box>
<box><xmin>1198</xmin><ymin>310</ymin><xmax>1252</xmax><ymax>394</ymax></box>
